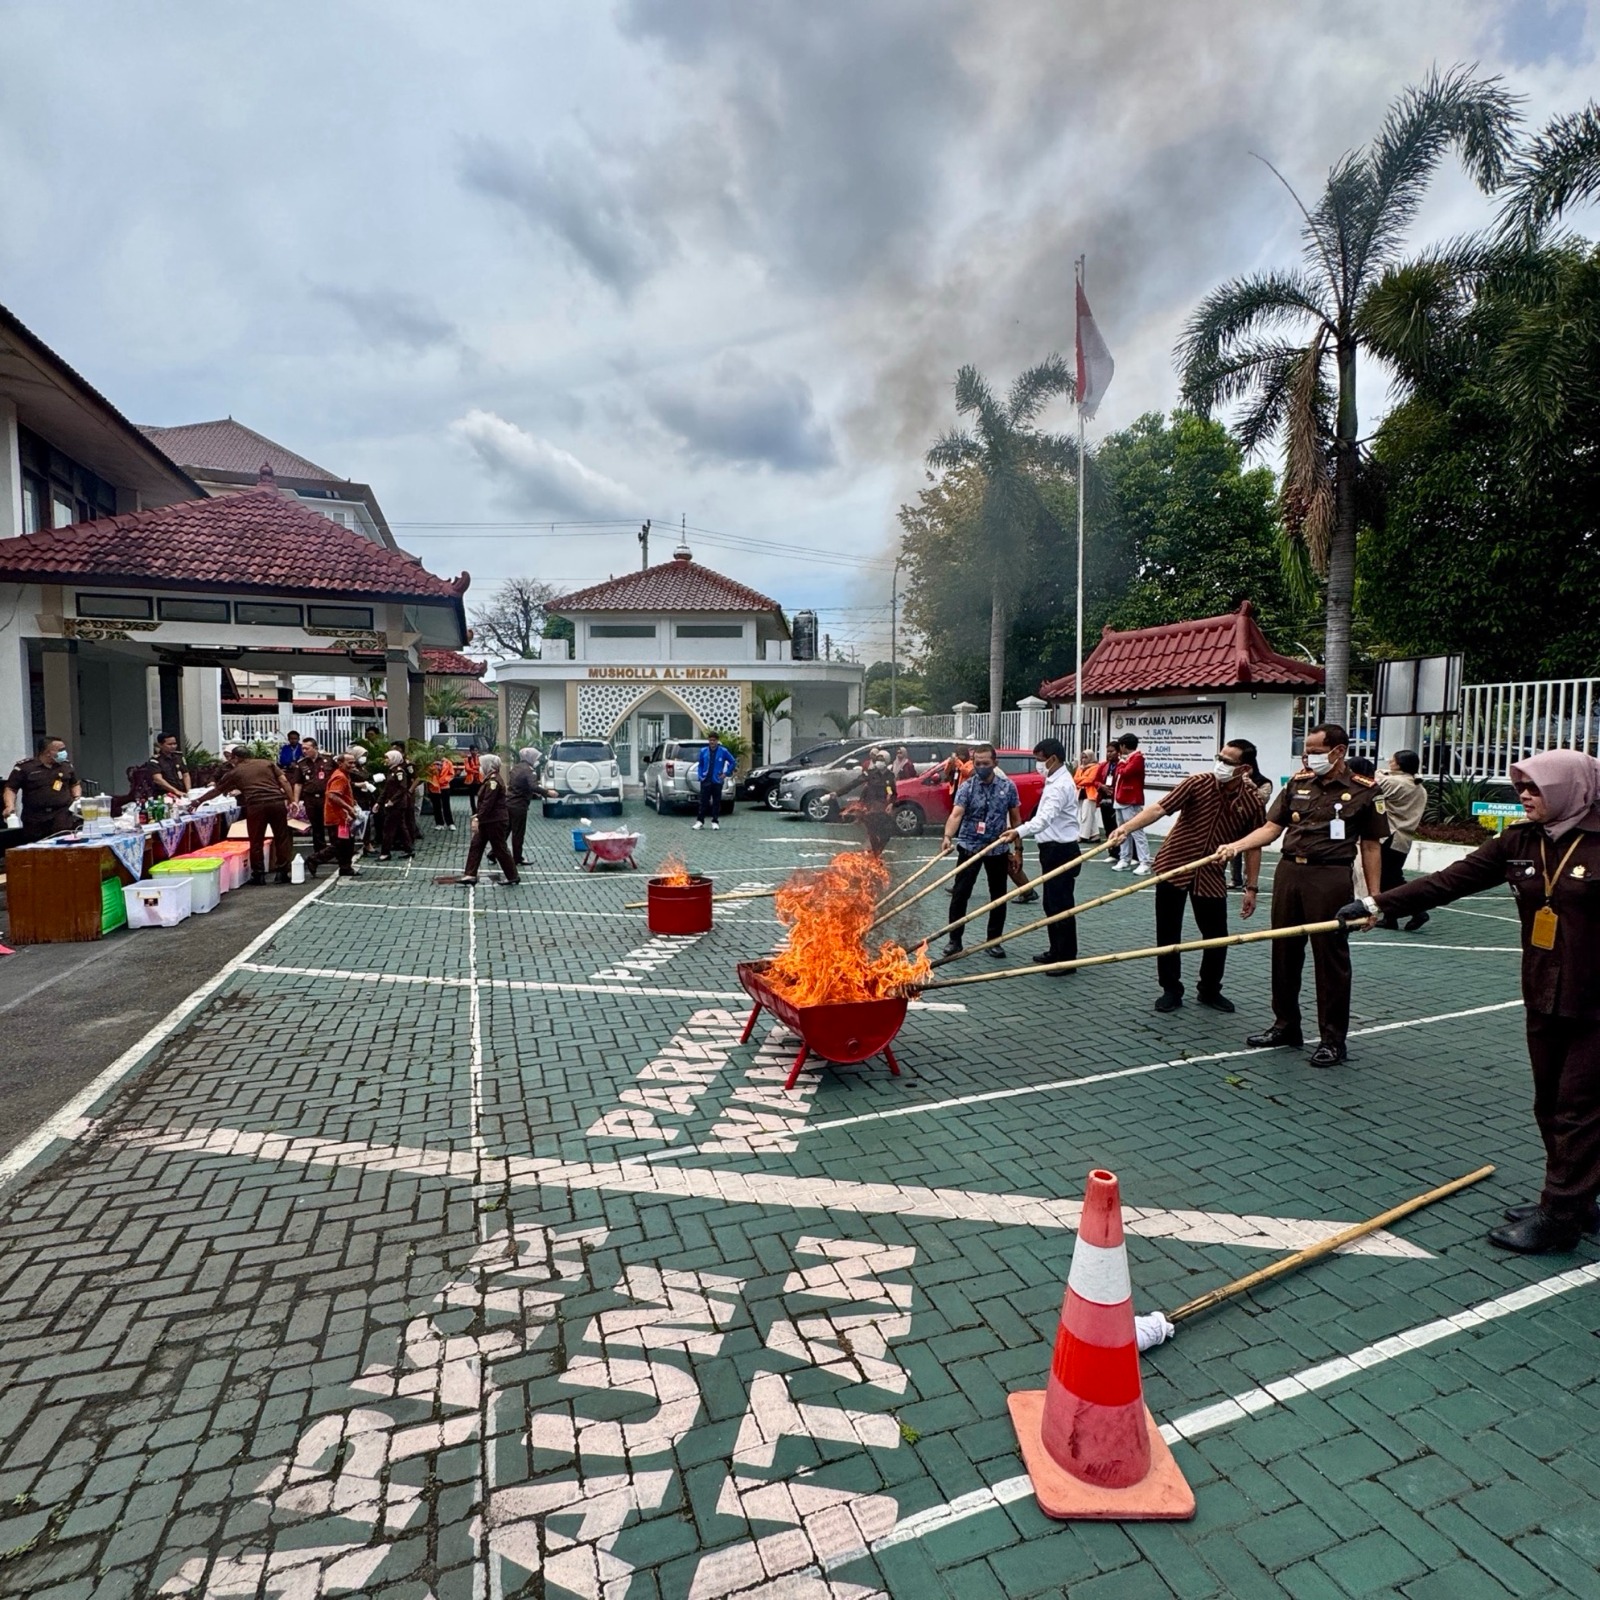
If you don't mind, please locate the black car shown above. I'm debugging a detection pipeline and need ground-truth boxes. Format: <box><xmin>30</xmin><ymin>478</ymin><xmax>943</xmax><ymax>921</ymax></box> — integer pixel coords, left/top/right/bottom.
<box><xmin>739</xmin><ymin>739</ymin><xmax>857</xmax><ymax>809</ymax></box>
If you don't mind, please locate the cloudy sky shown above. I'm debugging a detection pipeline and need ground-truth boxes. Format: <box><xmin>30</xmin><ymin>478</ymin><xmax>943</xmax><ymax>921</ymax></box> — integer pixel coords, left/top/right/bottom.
<box><xmin>0</xmin><ymin>0</ymin><xmax>1593</xmax><ymax>661</ymax></box>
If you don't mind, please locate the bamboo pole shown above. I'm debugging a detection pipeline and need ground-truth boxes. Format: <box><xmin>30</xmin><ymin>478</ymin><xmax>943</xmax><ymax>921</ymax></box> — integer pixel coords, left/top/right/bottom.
<box><xmin>916</xmin><ymin>916</ymin><xmax>1346</xmax><ymax>990</ymax></box>
<box><xmin>1168</xmin><ymin>1164</ymin><xmax>1497</xmax><ymax>1325</ymax></box>
<box><xmin>873</xmin><ymin>849</ymin><xmax>950</xmax><ymax>914</ymax></box>
<box><xmin>865</xmin><ymin>850</ymin><xmax>991</xmax><ymax>931</ymax></box>
<box><xmin>928</xmin><ymin>848</ymin><xmax>1226</xmax><ymax>968</ymax></box>
<box><xmin>917</xmin><ymin>837</ymin><xmax>1115</xmax><ymax>948</ymax></box>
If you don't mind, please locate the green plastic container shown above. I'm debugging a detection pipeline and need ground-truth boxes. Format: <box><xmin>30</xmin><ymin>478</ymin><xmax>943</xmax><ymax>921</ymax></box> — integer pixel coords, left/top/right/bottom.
<box><xmin>152</xmin><ymin>856</ymin><xmax>223</xmax><ymax>913</ymax></box>
<box><xmin>101</xmin><ymin>875</ymin><xmax>128</xmax><ymax>934</ymax></box>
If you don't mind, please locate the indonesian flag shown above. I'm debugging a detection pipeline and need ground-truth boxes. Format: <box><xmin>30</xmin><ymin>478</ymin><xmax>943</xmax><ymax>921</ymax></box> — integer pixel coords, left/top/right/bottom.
<box><xmin>1075</xmin><ymin>282</ymin><xmax>1114</xmax><ymax>420</ymax></box>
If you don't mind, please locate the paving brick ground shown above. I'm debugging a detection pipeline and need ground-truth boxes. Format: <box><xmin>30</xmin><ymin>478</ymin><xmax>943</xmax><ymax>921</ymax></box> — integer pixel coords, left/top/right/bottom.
<box><xmin>0</xmin><ymin>804</ymin><xmax>1595</xmax><ymax>1598</ymax></box>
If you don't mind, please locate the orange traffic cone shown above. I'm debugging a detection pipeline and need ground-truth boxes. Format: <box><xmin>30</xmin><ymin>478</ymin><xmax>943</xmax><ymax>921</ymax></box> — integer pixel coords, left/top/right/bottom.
<box><xmin>1008</xmin><ymin>1168</ymin><xmax>1194</xmax><ymax>1519</ymax></box>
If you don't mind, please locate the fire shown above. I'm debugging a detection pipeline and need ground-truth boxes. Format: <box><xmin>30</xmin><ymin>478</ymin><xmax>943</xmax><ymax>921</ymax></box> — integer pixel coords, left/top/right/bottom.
<box><xmin>656</xmin><ymin>853</ymin><xmax>692</xmax><ymax>887</ymax></box>
<box><xmin>766</xmin><ymin>851</ymin><xmax>930</xmax><ymax>1005</ymax></box>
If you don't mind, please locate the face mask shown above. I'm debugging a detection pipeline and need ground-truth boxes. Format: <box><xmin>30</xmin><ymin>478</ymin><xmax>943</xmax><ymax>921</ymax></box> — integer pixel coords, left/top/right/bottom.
<box><xmin>1035</xmin><ymin>761</ymin><xmax>1048</xmax><ymax>775</ymax></box>
<box><xmin>55</xmin><ymin>749</ymin><xmax>70</xmax><ymax>764</ymax></box>
<box><xmin>1213</xmin><ymin>761</ymin><xmax>1239</xmax><ymax>782</ymax></box>
<box><xmin>1305</xmin><ymin>751</ymin><xmax>1333</xmax><ymax>775</ymax></box>
<box><xmin>974</xmin><ymin>765</ymin><xmax>994</xmax><ymax>780</ymax></box>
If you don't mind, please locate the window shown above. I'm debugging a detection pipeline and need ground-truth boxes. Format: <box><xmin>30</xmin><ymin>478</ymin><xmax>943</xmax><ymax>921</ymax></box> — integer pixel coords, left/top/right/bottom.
<box><xmin>158</xmin><ymin>598</ymin><xmax>230</xmax><ymax>624</ymax></box>
<box><xmin>235</xmin><ymin>601</ymin><xmax>304</xmax><ymax>627</ymax></box>
<box><xmin>675</xmin><ymin>623</ymin><xmax>743</xmax><ymax>639</ymax></box>
<box><xmin>999</xmin><ymin>755</ymin><xmax>1034</xmax><ymax>776</ymax></box>
<box><xmin>76</xmin><ymin>593</ymin><xmax>153</xmax><ymax>620</ymax></box>
<box><xmin>668</xmin><ymin>713</ymin><xmax>694</xmax><ymax>740</ymax></box>
<box><xmin>20</xmin><ymin>477</ymin><xmax>43</xmax><ymax>535</ymax></box>
<box><xmin>590</xmin><ymin>623</ymin><xmax>655</xmax><ymax>639</ymax></box>
<box><xmin>306</xmin><ymin>604</ymin><xmax>374</xmax><ymax>630</ymax></box>
<box><xmin>52</xmin><ymin>494</ymin><xmax>75</xmax><ymax>529</ymax></box>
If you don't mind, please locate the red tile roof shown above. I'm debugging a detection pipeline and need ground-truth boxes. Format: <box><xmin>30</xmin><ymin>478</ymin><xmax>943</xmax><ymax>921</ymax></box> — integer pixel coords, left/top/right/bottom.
<box><xmin>0</xmin><ymin>489</ymin><xmax>469</xmax><ymax>605</ymax></box>
<box><xmin>138</xmin><ymin>419</ymin><xmax>341</xmax><ymax>482</ymax></box>
<box><xmin>555</xmin><ymin>552</ymin><xmax>782</xmax><ymax>615</ymax></box>
<box><xmin>1039</xmin><ymin>602</ymin><xmax>1323</xmax><ymax>699</ymax></box>
<box><xmin>420</xmin><ymin>647</ymin><xmax>487</xmax><ymax>678</ymax></box>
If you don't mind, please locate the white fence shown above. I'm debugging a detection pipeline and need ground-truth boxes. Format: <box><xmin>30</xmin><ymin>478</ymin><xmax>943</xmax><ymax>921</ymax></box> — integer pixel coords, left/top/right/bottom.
<box><xmin>1297</xmin><ymin>678</ymin><xmax>1600</xmax><ymax>779</ymax></box>
<box><xmin>220</xmin><ymin>711</ymin><xmax>494</xmax><ymax>750</ymax></box>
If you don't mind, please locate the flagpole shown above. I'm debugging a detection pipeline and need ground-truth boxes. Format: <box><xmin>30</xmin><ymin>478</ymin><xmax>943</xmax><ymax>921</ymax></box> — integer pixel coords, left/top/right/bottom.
<box><xmin>1074</xmin><ymin>254</ymin><xmax>1086</xmax><ymax>757</ymax></box>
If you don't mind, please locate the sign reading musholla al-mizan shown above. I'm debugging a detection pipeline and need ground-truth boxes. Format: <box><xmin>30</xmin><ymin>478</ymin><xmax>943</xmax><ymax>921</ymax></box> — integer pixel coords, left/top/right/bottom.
<box><xmin>586</xmin><ymin>666</ymin><xmax>731</xmax><ymax>681</ymax></box>
<box><xmin>1108</xmin><ymin>703</ymin><xmax>1223</xmax><ymax>788</ymax></box>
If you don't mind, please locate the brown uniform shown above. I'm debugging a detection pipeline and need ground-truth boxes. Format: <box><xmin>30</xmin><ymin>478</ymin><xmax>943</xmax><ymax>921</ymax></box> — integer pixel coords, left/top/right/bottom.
<box><xmin>293</xmin><ymin>753</ymin><xmax>337</xmax><ymax>861</ymax></box>
<box><xmin>463</xmin><ymin>774</ymin><xmax>518</xmax><ymax>884</ymax></box>
<box><xmin>375</xmin><ymin>760</ymin><xmax>417</xmax><ymax>856</ymax></box>
<box><xmin>5</xmin><ymin>756</ymin><xmax>79</xmax><ymax>841</ymax></box>
<box><xmin>1265</xmin><ymin>765</ymin><xmax>1388</xmax><ymax>1049</ymax></box>
<box><xmin>212</xmin><ymin>757</ymin><xmax>292</xmax><ymax>878</ymax></box>
<box><xmin>147</xmin><ymin>751</ymin><xmax>190</xmax><ymax>797</ymax></box>
<box><xmin>1378</xmin><ymin>824</ymin><xmax>1600</xmax><ymax>1226</ymax></box>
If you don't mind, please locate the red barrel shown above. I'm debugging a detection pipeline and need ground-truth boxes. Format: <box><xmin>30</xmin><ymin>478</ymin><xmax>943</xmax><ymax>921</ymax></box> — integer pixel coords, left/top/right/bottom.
<box><xmin>646</xmin><ymin>875</ymin><xmax>713</xmax><ymax>935</ymax></box>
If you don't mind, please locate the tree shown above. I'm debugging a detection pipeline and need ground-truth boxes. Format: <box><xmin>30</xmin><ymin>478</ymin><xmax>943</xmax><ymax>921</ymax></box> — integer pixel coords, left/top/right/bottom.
<box><xmin>1177</xmin><ymin>67</ymin><xmax>1521</xmax><ymax>712</ymax></box>
<box><xmin>425</xmin><ymin>684</ymin><xmax>470</xmax><ymax>724</ymax></box>
<box><xmin>749</xmin><ymin>683</ymin><xmax>792</xmax><ymax>766</ymax></box>
<box><xmin>925</xmin><ymin>358</ymin><xmax>1075</xmax><ymax>717</ymax></box>
<box><xmin>469</xmin><ymin>577</ymin><xmax>565</xmax><ymax>659</ymax></box>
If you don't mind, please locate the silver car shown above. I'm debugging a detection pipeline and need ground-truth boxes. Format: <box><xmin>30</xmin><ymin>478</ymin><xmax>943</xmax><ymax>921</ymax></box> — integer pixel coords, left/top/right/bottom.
<box><xmin>775</xmin><ymin>739</ymin><xmax>951</xmax><ymax>822</ymax></box>
<box><xmin>642</xmin><ymin>740</ymin><xmax>737</xmax><ymax>814</ymax></box>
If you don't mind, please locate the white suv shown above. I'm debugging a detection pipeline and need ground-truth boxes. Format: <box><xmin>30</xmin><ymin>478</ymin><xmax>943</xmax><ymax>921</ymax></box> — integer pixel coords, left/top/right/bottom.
<box><xmin>542</xmin><ymin>739</ymin><xmax>624</xmax><ymax>817</ymax></box>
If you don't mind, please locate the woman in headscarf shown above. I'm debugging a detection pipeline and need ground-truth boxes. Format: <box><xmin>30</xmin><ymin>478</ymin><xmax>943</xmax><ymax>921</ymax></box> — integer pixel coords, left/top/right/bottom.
<box><xmin>1341</xmin><ymin>750</ymin><xmax>1600</xmax><ymax>1254</ymax></box>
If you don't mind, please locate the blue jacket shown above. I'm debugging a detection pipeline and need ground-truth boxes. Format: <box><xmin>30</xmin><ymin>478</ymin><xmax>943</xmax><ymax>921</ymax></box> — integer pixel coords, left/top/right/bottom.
<box><xmin>696</xmin><ymin>743</ymin><xmax>737</xmax><ymax>784</ymax></box>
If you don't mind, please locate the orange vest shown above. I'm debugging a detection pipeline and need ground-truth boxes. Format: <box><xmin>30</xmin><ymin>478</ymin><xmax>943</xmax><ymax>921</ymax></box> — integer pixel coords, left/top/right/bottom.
<box><xmin>427</xmin><ymin>757</ymin><xmax>455</xmax><ymax>793</ymax></box>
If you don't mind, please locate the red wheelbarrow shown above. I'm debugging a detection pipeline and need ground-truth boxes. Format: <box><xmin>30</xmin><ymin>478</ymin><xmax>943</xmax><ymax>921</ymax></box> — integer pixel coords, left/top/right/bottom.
<box><xmin>736</xmin><ymin>959</ymin><xmax>908</xmax><ymax>1091</ymax></box>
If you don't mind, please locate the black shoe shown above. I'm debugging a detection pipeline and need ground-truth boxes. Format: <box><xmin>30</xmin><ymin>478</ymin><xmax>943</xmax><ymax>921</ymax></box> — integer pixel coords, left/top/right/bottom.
<box><xmin>514</xmin><ymin>858</ymin><xmax>529</xmax><ymax>866</ymax></box>
<box><xmin>1404</xmin><ymin>912</ymin><xmax>1430</xmax><ymax>932</ymax></box>
<box><xmin>1015</xmin><ymin>889</ymin><xmax>1039</xmax><ymax>904</ymax></box>
<box><xmin>986</xmin><ymin>945</ymin><xmax>1007</xmax><ymax>959</ymax></box>
<box><xmin>941</xmin><ymin>942</ymin><xmax>962</xmax><ymax>960</ymax></box>
<box><xmin>272</xmin><ymin>871</ymin><xmax>292</xmax><ymax>885</ymax></box>
<box><xmin>1154</xmin><ymin>989</ymin><xmax>1183</xmax><ymax>1014</ymax></box>
<box><xmin>1488</xmin><ymin>1210</ymin><xmax>1583</xmax><ymax>1254</ymax></box>
<box><xmin>1246</xmin><ymin>1025</ymin><xmax>1303</xmax><ymax>1049</ymax></box>
<box><xmin>1504</xmin><ymin>1200</ymin><xmax>1600</xmax><ymax>1232</ymax></box>
<box><xmin>1197</xmin><ymin>991</ymin><xmax>1236</xmax><ymax>1014</ymax></box>
<box><xmin>459</xmin><ymin>876</ymin><xmax>478</xmax><ymax>886</ymax></box>
<box><xmin>249</xmin><ymin>872</ymin><xmax>268</xmax><ymax>886</ymax></box>
<box><xmin>1308</xmin><ymin>1042</ymin><xmax>1348</xmax><ymax>1068</ymax></box>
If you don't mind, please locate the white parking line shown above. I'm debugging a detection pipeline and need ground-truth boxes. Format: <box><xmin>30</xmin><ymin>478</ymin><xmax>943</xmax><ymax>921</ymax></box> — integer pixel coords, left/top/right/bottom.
<box><xmin>797</xmin><ymin>999</ymin><xmax>1525</xmax><ymax>1137</ymax></box>
<box><xmin>121</xmin><ymin>1124</ymin><xmax>1430</xmax><ymax>1257</ymax></box>
<box><xmin>862</xmin><ymin>1258</ymin><xmax>1600</xmax><ymax>1560</ymax></box>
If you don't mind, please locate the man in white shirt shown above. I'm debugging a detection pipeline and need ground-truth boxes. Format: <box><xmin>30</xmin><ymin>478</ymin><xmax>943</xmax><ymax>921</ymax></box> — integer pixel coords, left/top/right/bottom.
<box><xmin>1000</xmin><ymin>738</ymin><xmax>1082</xmax><ymax>972</ymax></box>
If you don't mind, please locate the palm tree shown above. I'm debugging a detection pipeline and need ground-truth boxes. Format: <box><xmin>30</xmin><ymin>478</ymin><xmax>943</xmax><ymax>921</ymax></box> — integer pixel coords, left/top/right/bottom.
<box><xmin>1499</xmin><ymin>104</ymin><xmax>1600</xmax><ymax>240</ymax></box>
<box><xmin>926</xmin><ymin>358</ymin><xmax>1074</xmax><ymax>719</ymax></box>
<box><xmin>1177</xmin><ymin>68</ymin><xmax>1521</xmax><ymax>713</ymax></box>
<box><xmin>750</xmin><ymin>683</ymin><xmax>792</xmax><ymax>766</ymax></box>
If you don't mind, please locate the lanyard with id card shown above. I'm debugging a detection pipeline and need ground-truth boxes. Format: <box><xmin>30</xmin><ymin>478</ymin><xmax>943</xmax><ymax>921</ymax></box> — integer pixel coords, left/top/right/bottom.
<box><xmin>1329</xmin><ymin>802</ymin><xmax>1345</xmax><ymax>841</ymax></box>
<box><xmin>1533</xmin><ymin>835</ymin><xmax>1584</xmax><ymax>949</ymax></box>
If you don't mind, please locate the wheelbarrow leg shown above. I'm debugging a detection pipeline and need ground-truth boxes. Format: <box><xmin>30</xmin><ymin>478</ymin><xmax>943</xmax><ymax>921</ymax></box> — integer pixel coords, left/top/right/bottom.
<box><xmin>784</xmin><ymin>1043</ymin><xmax>811</xmax><ymax>1091</ymax></box>
<box><xmin>882</xmin><ymin>1044</ymin><xmax>902</xmax><ymax>1078</ymax></box>
<box><xmin>739</xmin><ymin>1003</ymin><xmax>762</xmax><ymax>1045</ymax></box>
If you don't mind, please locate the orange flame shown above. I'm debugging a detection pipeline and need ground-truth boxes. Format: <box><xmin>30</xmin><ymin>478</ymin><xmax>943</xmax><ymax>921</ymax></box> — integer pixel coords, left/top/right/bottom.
<box><xmin>656</xmin><ymin>853</ymin><xmax>692</xmax><ymax>887</ymax></box>
<box><xmin>766</xmin><ymin>850</ymin><xmax>929</xmax><ymax>1005</ymax></box>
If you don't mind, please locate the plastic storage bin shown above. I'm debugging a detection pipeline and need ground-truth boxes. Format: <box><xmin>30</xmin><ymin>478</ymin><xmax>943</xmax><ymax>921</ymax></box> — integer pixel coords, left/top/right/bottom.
<box><xmin>152</xmin><ymin>857</ymin><xmax>222</xmax><ymax>913</ymax></box>
<box><xmin>101</xmin><ymin>876</ymin><xmax>128</xmax><ymax>934</ymax></box>
<box><xmin>190</xmin><ymin>842</ymin><xmax>250</xmax><ymax>891</ymax></box>
<box><xmin>124</xmin><ymin>876</ymin><xmax>193</xmax><ymax>928</ymax></box>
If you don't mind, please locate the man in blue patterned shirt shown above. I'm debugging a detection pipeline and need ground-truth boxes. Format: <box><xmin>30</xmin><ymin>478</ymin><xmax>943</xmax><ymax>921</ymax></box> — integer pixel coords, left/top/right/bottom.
<box><xmin>940</xmin><ymin>742</ymin><xmax>1022</xmax><ymax>958</ymax></box>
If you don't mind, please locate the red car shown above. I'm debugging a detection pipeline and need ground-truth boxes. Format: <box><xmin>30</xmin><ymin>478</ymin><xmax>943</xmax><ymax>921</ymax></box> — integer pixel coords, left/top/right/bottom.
<box><xmin>888</xmin><ymin>750</ymin><xmax>1047</xmax><ymax>837</ymax></box>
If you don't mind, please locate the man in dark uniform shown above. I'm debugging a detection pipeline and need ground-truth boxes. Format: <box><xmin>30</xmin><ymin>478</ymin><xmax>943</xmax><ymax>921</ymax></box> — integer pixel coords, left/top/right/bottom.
<box><xmin>291</xmin><ymin>737</ymin><xmax>336</xmax><ymax>868</ymax></box>
<box><xmin>1218</xmin><ymin>722</ymin><xmax>1387</xmax><ymax>1067</ymax></box>
<box><xmin>147</xmin><ymin>733</ymin><xmax>191</xmax><ymax>801</ymax></box>
<box><xmin>4</xmin><ymin>735</ymin><xmax>80</xmax><ymax>841</ymax></box>
<box><xmin>461</xmin><ymin>754</ymin><xmax>519</xmax><ymax>886</ymax></box>
<box><xmin>205</xmin><ymin>746</ymin><xmax>294</xmax><ymax>884</ymax></box>
<box><xmin>509</xmin><ymin>746</ymin><xmax>540</xmax><ymax>865</ymax></box>
<box><xmin>1341</xmin><ymin>749</ymin><xmax>1600</xmax><ymax>1253</ymax></box>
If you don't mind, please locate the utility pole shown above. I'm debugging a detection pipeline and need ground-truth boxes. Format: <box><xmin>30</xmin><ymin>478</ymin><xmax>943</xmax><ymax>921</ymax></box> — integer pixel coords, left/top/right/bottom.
<box><xmin>824</xmin><ymin>632</ymin><xmax>832</xmax><ymax>661</ymax></box>
<box><xmin>638</xmin><ymin>519</ymin><xmax>651</xmax><ymax>570</ymax></box>
<box><xmin>890</xmin><ymin>556</ymin><xmax>904</xmax><ymax>715</ymax></box>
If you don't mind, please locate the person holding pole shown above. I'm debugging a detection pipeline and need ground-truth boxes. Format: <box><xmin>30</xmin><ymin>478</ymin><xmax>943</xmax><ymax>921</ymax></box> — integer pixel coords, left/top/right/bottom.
<box><xmin>940</xmin><ymin>743</ymin><xmax>1021</xmax><ymax>959</ymax></box>
<box><xmin>1340</xmin><ymin>749</ymin><xmax>1600</xmax><ymax>1254</ymax></box>
<box><xmin>1218</xmin><ymin>723</ymin><xmax>1387</xmax><ymax>1068</ymax></box>
<box><xmin>998</xmin><ymin>738</ymin><xmax>1081</xmax><ymax>971</ymax></box>
<box><xmin>1108</xmin><ymin>739</ymin><xmax>1267</xmax><ymax>1014</ymax></box>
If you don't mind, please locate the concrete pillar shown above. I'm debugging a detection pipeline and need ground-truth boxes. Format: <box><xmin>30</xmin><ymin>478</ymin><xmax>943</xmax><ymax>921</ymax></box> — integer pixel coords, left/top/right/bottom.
<box><xmin>157</xmin><ymin>664</ymin><xmax>182</xmax><ymax>741</ymax></box>
<box><xmin>952</xmin><ymin>701</ymin><xmax>976</xmax><ymax>740</ymax></box>
<box><xmin>384</xmin><ymin>651</ymin><xmax>410</xmax><ymax>740</ymax></box>
<box><xmin>182</xmin><ymin>667</ymin><xmax>224</xmax><ymax>755</ymax></box>
<box><xmin>0</xmin><ymin>625</ymin><xmax>30</xmax><ymax>768</ymax></box>
<box><xmin>1016</xmin><ymin>695</ymin><xmax>1050</xmax><ymax>751</ymax></box>
<box><xmin>276</xmin><ymin>675</ymin><xmax>295</xmax><ymax>737</ymax></box>
<box><xmin>41</xmin><ymin>644</ymin><xmax>78</xmax><ymax>747</ymax></box>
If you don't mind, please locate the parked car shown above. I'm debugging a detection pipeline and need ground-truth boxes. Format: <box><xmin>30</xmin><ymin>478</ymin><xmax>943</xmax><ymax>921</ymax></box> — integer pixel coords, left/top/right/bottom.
<box><xmin>642</xmin><ymin>740</ymin><xmax>738</xmax><ymax>813</ymax></box>
<box><xmin>888</xmin><ymin>750</ymin><xmax>1048</xmax><ymax>836</ymax></box>
<box><xmin>739</xmin><ymin>738</ymin><xmax>856</xmax><ymax>808</ymax></box>
<box><xmin>542</xmin><ymin>738</ymin><xmax>624</xmax><ymax>817</ymax></box>
<box><xmin>774</xmin><ymin>739</ymin><xmax>954</xmax><ymax>823</ymax></box>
